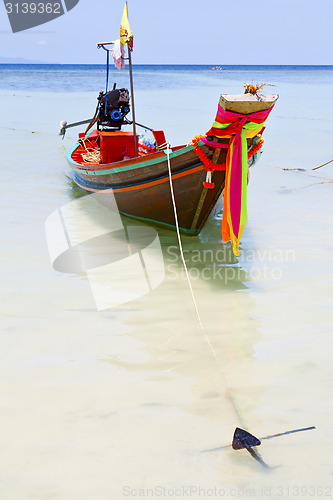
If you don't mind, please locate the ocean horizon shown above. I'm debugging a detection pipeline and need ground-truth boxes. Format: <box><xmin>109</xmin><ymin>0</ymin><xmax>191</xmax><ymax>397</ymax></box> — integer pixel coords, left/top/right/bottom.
<box><xmin>3</xmin><ymin>63</ymin><xmax>333</xmax><ymax>93</ymax></box>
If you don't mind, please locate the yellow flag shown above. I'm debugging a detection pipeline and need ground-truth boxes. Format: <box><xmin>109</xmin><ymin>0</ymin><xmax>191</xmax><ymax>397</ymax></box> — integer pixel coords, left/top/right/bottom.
<box><xmin>120</xmin><ymin>3</ymin><xmax>132</xmax><ymax>46</ymax></box>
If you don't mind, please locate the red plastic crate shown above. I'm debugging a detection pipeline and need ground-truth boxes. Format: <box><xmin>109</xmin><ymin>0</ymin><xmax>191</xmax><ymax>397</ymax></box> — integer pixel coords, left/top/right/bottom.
<box><xmin>99</xmin><ymin>131</ymin><xmax>139</xmax><ymax>164</ymax></box>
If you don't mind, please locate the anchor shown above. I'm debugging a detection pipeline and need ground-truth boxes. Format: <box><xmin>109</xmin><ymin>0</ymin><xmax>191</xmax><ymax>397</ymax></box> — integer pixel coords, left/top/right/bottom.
<box><xmin>231</xmin><ymin>426</ymin><xmax>316</xmax><ymax>468</ymax></box>
<box><xmin>203</xmin><ymin>425</ymin><xmax>316</xmax><ymax>469</ymax></box>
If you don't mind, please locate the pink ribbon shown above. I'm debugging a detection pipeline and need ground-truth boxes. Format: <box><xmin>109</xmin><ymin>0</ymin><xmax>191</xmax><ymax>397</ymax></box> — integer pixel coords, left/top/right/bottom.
<box><xmin>201</xmin><ymin>137</ymin><xmax>229</xmax><ymax>149</ymax></box>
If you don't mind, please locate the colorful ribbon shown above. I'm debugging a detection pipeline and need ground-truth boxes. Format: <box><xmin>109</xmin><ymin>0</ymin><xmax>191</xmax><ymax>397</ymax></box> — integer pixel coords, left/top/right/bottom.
<box><xmin>206</xmin><ymin>104</ymin><xmax>274</xmax><ymax>256</ymax></box>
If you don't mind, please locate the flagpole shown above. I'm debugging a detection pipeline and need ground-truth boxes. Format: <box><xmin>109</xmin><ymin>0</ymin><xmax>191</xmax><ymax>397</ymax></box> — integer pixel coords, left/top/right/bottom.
<box><xmin>127</xmin><ymin>39</ymin><xmax>137</xmax><ymax>157</ymax></box>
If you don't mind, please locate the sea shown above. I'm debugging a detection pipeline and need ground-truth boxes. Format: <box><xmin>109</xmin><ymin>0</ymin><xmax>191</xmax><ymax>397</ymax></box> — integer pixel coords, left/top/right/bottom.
<box><xmin>1</xmin><ymin>64</ymin><xmax>333</xmax><ymax>499</ymax></box>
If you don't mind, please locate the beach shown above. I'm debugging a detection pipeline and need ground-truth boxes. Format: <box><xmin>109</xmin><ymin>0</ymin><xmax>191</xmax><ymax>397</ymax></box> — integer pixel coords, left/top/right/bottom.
<box><xmin>1</xmin><ymin>64</ymin><xmax>333</xmax><ymax>499</ymax></box>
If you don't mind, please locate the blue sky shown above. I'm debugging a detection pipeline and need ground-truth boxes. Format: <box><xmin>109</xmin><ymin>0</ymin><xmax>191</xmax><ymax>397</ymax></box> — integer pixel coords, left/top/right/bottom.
<box><xmin>0</xmin><ymin>0</ymin><xmax>333</xmax><ymax>64</ymax></box>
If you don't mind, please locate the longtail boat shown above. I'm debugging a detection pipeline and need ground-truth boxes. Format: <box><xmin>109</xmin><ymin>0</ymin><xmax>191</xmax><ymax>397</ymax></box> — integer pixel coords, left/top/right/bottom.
<box><xmin>60</xmin><ymin>3</ymin><xmax>278</xmax><ymax>255</ymax></box>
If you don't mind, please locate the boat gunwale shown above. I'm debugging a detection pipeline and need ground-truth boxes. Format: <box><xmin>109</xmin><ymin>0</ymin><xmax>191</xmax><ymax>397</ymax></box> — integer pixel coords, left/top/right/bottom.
<box><xmin>67</xmin><ymin>137</ymin><xmax>201</xmax><ymax>176</ymax></box>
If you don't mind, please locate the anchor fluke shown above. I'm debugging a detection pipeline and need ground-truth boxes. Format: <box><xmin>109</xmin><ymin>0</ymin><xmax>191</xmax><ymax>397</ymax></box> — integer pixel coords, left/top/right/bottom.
<box><xmin>232</xmin><ymin>427</ymin><xmax>261</xmax><ymax>450</ymax></box>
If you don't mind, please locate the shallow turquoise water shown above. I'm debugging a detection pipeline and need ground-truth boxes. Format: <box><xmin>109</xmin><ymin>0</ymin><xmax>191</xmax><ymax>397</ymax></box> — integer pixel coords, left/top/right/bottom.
<box><xmin>1</xmin><ymin>65</ymin><xmax>333</xmax><ymax>499</ymax></box>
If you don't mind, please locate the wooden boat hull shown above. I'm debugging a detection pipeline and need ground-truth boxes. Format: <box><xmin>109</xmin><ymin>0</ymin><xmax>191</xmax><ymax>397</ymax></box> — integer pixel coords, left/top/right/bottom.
<box><xmin>68</xmin><ymin>138</ymin><xmax>226</xmax><ymax>234</ymax></box>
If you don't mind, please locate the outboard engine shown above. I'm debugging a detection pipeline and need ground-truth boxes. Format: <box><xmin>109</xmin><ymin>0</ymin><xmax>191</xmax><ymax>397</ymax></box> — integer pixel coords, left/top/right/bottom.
<box><xmin>97</xmin><ymin>84</ymin><xmax>130</xmax><ymax>130</ymax></box>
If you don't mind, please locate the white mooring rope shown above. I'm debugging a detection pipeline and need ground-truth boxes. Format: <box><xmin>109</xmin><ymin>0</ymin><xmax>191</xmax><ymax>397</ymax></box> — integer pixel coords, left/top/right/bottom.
<box><xmin>165</xmin><ymin>144</ymin><xmax>246</xmax><ymax>428</ymax></box>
